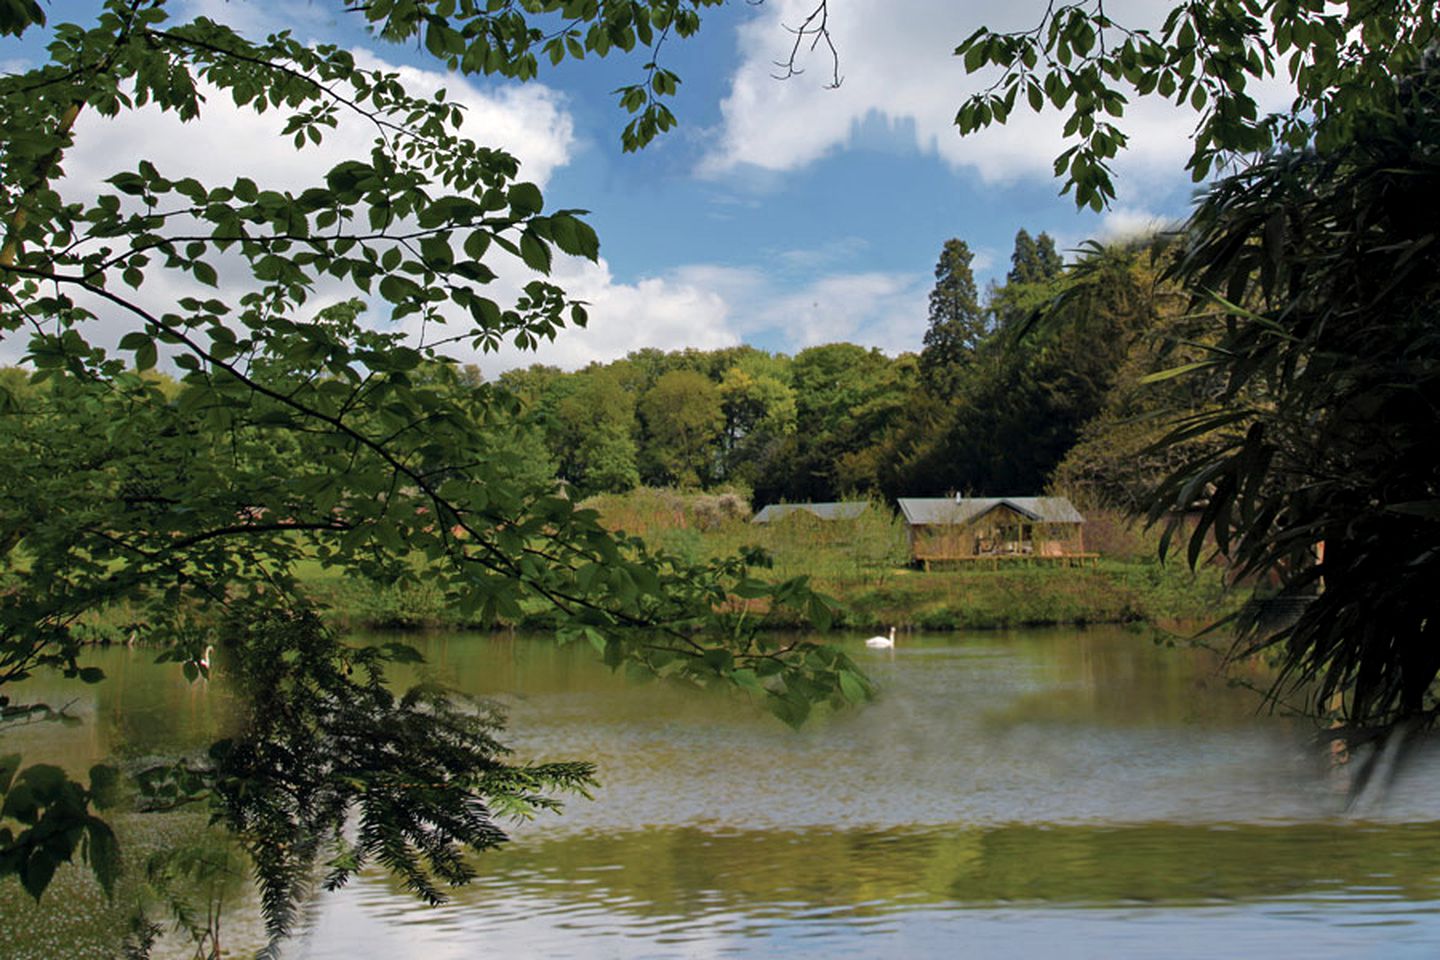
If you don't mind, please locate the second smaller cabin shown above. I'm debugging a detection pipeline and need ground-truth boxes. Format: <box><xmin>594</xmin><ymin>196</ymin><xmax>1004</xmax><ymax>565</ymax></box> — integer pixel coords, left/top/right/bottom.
<box><xmin>752</xmin><ymin>501</ymin><xmax>869</xmax><ymax>524</ymax></box>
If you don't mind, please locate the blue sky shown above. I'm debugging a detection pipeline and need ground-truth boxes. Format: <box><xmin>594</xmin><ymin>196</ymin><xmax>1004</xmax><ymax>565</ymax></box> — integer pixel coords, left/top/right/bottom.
<box><xmin>7</xmin><ymin>1</ymin><xmax>1276</xmax><ymax>372</ymax></box>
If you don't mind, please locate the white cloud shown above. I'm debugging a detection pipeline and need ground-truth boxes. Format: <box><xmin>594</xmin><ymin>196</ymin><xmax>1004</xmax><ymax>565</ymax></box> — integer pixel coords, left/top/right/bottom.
<box><xmin>2</xmin><ymin>49</ymin><xmax>577</xmax><ymax>366</ymax></box>
<box><xmin>704</xmin><ymin>0</ymin><xmax>1295</xmax><ymax>196</ymax></box>
<box><xmin>6</xmin><ymin>26</ymin><xmax>940</xmax><ymax>376</ymax></box>
<box><xmin>1096</xmin><ymin>206</ymin><xmax>1182</xmax><ymax>242</ymax></box>
<box><xmin>63</xmin><ymin>55</ymin><xmax>573</xmax><ymax>197</ymax></box>
<box><xmin>176</xmin><ymin>0</ymin><xmax>295</xmax><ymax>36</ymax></box>
<box><xmin>741</xmin><ymin>270</ymin><xmax>927</xmax><ymax>352</ymax></box>
<box><xmin>439</xmin><ymin>254</ymin><xmax>929</xmax><ymax>375</ymax></box>
<box><xmin>466</xmin><ymin>256</ymin><xmax>742</xmax><ymax>374</ymax></box>
<box><xmin>347</xmin><ymin>50</ymin><xmax>576</xmax><ymax>187</ymax></box>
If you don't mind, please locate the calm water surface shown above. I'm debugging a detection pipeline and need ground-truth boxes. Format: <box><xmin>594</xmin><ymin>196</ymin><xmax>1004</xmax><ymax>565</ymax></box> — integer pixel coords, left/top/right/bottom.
<box><xmin>7</xmin><ymin>626</ymin><xmax>1440</xmax><ymax>958</ymax></box>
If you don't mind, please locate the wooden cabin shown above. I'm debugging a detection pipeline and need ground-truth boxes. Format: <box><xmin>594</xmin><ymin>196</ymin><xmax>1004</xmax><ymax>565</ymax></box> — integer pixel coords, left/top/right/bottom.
<box><xmin>897</xmin><ymin>496</ymin><xmax>1095</xmax><ymax>569</ymax></box>
<box><xmin>751</xmin><ymin>501</ymin><xmax>869</xmax><ymax>524</ymax></box>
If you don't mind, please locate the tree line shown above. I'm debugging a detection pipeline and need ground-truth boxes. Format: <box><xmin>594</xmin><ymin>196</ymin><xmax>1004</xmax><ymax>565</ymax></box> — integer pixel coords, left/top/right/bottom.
<box><xmin>493</xmin><ymin>227</ymin><xmax>1176</xmax><ymax>511</ymax></box>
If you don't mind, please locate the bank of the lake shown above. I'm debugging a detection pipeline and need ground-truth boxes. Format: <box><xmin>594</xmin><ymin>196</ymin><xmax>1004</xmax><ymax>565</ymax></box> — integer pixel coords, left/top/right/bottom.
<box><xmin>307</xmin><ymin>558</ymin><xmax>1231</xmax><ymax>633</ymax></box>
<box><xmin>305</xmin><ymin>490</ymin><xmax>1234</xmax><ymax>633</ymax></box>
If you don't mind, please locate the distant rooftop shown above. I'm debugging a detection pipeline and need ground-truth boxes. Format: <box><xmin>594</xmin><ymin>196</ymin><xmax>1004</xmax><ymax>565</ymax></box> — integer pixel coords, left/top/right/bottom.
<box><xmin>897</xmin><ymin>496</ymin><xmax>1085</xmax><ymax>526</ymax></box>
<box><xmin>752</xmin><ymin>501</ymin><xmax>870</xmax><ymax>524</ymax></box>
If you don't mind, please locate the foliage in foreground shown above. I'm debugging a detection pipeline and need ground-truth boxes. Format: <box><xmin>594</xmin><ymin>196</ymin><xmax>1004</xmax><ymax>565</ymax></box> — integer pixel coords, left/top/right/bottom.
<box><xmin>134</xmin><ymin>606</ymin><xmax>598</xmax><ymax>951</ymax></box>
<box><xmin>950</xmin><ymin>0</ymin><xmax>1440</xmax><ymax>740</ymax></box>
<box><xmin>1151</xmin><ymin>55</ymin><xmax>1440</xmax><ymax>733</ymax></box>
<box><xmin>0</xmin><ymin>1</ymin><xmax>865</xmax><ymax>945</ymax></box>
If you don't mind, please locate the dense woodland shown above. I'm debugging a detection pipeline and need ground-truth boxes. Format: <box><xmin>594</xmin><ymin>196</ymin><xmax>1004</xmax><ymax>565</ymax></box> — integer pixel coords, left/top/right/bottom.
<box><xmin>0</xmin><ymin>228</ymin><xmax>1183</xmax><ymax>516</ymax></box>
<box><xmin>0</xmin><ymin>228</ymin><xmax>1246</xmax><ymax>550</ymax></box>
<box><xmin>483</xmin><ymin>228</ymin><xmax>1186</xmax><ymax>511</ymax></box>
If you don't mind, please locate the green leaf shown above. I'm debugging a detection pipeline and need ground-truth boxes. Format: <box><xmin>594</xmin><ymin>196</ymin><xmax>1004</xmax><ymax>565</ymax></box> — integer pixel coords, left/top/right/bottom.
<box><xmin>134</xmin><ymin>338</ymin><xmax>157</xmax><ymax>372</ymax></box>
<box><xmin>519</xmin><ymin>232</ymin><xmax>552</xmax><ymax>274</ymax></box>
<box><xmin>18</xmin><ymin>764</ymin><xmax>66</xmax><ymax>795</ymax></box>
<box><xmin>87</xmin><ymin>765</ymin><xmax>119</xmax><ymax>810</ymax></box>
<box><xmin>419</xmin><ymin>234</ymin><xmax>453</xmax><ymax>269</ymax></box>
<box><xmin>805</xmin><ymin>593</ymin><xmax>834</xmax><ymax>632</ymax></box>
<box><xmin>730</xmin><ymin>668</ymin><xmax>762</xmax><ymax>693</ymax></box>
<box><xmin>548</xmin><ymin>214</ymin><xmax>600</xmax><ymax>260</ymax></box>
<box><xmin>84</xmin><ymin>819</ymin><xmax>120</xmax><ymax>897</ymax></box>
<box><xmin>0</xmin><ymin>1</ymin><xmax>45</xmax><ymax>38</ymax></box>
<box><xmin>508</xmin><ymin>182</ymin><xmax>544</xmax><ymax>216</ymax></box>
<box><xmin>462</xmin><ymin>230</ymin><xmax>492</xmax><ymax>260</ymax></box>
<box><xmin>838</xmin><ymin>670</ymin><xmax>867</xmax><ymax>703</ymax></box>
<box><xmin>1384</xmin><ymin>501</ymin><xmax>1440</xmax><ymax>521</ymax></box>
<box><xmin>2</xmin><ymin>783</ymin><xmax>38</xmax><ymax>824</ymax></box>
<box><xmin>1139</xmin><ymin>359</ymin><xmax>1219</xmax><ymax>383</ymax></box>
<box><xmin>20</xmin><ymin>849</ymin><xmax>58</xmax><ymax>901</ymax></box>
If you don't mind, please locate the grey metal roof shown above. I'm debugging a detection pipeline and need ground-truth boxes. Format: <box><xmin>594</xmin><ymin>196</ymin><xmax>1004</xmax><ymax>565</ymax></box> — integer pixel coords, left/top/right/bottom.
<box><xmin>752</xmin><ymin>501</ymin><xmax>870</xmax><ymax>523</ymax></box>
<box><xmin>897</xmin><ymin>496</ymin><xmax>1084</xmax><ymax>526</ymax></box>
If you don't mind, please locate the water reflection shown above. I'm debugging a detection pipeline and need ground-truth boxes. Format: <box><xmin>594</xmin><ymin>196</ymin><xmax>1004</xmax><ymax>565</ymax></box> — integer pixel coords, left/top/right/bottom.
<box><xmin>5</xmin><ymin>626</ymin><xmax>1440</xmax><ymax>959</ymax></box>
<box><xmin>386</xmin><ymin>627</ymin><xmax>1337</xmax><ymax>830</ymax></box>
<box><xmin>300</xmin><ymin>819</ymin><xmax>1440</xmax><ymax>959</ymax></box>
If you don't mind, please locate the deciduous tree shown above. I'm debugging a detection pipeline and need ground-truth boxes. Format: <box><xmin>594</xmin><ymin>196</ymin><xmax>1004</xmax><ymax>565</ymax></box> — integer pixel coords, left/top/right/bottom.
<box><xmin>0</xmin><ymin>2</ymin><xmax>866</xmax><ymax>944</ymax></box>
<box><xmin>639</xmin><ymin>368</ymin><xmax>725</xmax><ymax>487</ymax></box>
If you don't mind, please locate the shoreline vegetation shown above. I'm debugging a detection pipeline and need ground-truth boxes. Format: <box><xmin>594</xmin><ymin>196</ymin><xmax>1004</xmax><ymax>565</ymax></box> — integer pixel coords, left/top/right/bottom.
<box><xmin>299</xmin><ymin>488</ymin><xmax>1234</xmax><ymax>635</ymax></box>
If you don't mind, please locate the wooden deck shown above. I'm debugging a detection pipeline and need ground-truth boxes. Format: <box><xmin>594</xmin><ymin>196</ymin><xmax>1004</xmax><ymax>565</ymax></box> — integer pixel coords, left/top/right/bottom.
<box><xmin>914</xmin><ymin>552</ymin><xmax>1100</xmax><ymax>572</ymax></box>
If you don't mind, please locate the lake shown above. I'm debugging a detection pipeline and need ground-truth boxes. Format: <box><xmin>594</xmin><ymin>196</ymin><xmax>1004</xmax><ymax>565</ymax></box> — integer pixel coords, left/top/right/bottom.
<box><xmin>6</xmin><ymin>625</ymin><xmax>1440</xmax><ymax>958</ymax></box>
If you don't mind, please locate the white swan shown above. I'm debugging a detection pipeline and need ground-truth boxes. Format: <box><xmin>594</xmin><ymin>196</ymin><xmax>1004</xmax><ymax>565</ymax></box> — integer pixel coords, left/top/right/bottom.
<box><xmin>866</xmin><ymin>627</ymin><xmax>896</xmax><ymax>649</ymax></box>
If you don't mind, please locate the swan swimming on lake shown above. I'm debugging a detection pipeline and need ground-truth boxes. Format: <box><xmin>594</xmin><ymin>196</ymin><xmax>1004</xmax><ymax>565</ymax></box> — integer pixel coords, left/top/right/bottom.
<box><xmin>866</xmin><ymin>627</ymin><xmax>896</xmax><ymax>649</ymax></box>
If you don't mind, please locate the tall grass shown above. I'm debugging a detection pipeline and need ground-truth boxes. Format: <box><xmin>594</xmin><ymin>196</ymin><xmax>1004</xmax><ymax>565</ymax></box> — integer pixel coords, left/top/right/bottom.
<box><xmin>76</xmin><ymin>490</ymin><xmax>1233</xmax><ymax>634</ymax></box>
<box><xmin>573</xmin><ymin>489</ymin><xmax>1234</xmax><ymax>632</ymax></box>
<box><xmin>581</xmin><ymin>489</ymin><xmax>908</xmax><ymax>584</ymax></box>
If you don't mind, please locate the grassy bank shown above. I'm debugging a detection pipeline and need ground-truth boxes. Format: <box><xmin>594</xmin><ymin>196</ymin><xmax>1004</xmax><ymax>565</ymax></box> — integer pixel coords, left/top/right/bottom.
<box><xmin>298</xmin><ymin>488</ymin><xmax>1235</xmax><ymax>632</ymax></box>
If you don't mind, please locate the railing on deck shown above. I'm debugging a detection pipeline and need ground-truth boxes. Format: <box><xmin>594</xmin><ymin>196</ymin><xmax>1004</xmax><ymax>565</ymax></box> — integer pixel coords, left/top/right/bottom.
<box><xmin>911</xmin><ymin>551</ymin><xmax>1100</xmax><ymax>571</ymax></box>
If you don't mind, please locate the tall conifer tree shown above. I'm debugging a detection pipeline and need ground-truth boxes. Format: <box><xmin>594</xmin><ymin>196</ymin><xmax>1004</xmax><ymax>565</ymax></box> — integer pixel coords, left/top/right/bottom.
<box><xmin>920</xmin><ymin>238</ymin><xmax>983</xmax><ymax>393</ymax></box>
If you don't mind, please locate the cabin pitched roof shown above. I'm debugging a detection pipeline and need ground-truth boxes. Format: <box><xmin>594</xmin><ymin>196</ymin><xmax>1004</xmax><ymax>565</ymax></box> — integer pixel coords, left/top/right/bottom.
<box><xmin>752</xmin><ymin>501</ymin><xmax>869</xmax><ymax>523</ymax></box>
<box><xmin>897</xmin><ymin>496</ymin><xmax>1084</xmax><ymax>526</ymax></box>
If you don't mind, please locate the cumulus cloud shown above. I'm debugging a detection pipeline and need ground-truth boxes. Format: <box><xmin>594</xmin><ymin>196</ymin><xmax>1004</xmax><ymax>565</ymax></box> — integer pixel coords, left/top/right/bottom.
<box><xmin>466</xmin><ymin>256</ymin><xmax>743</xmax><ymax>374</ymax></box>
<box><xmin>450</xmin><ymin>254</ymin><xmax>929</xmax><ymax>375</ymax></box>
<box><xmin>15</xmin><ymin>40</ymin><xmax>816</xmax><ymax>376</ymax></box>
<box><xmin>6</xmin><ymin>20</ymin><xmax>942</xmax><ymax>375</ymax></box>
<box><xmin>2</xmin><ymin>47</ymin><xmax>579</xmax><ymax>366</ymax></box>
<box><xmin>735</xmin><ymin>270</ymin><xmax>928</xmax><ymax>352</ymax></box>
<box><xmin>63</xmin><ymin>56</ymin><xmax>574</xmax><ymax>197</ymax></box>
<box><xmin>704</xmin><ymin>0</ymin><xmax>1294</xmax><ymax>195</ymax></box>
<box><xmin>1096</xmin><ymin>206</ymin><xmax>1183</xmax><ymax>242</ymax></box>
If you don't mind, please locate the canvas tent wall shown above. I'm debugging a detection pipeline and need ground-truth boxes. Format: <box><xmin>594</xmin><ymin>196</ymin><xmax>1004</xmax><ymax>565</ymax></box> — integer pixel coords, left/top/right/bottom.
<box><xmin>751</xmin><ymin>501</ymin><xmax>869</xmax><ymax>524</ymax></box>
<box><xmin>897</xmin><ymin>496</ymin><xmax>1089</xmax><ymax>567</ymax></box>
